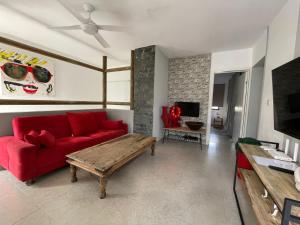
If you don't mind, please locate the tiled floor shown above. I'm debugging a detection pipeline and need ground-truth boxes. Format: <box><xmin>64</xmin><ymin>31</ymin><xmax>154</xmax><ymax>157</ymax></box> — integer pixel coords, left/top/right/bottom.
<box><xmin>0</xmin><ymin>133</ymin><xmax>256</xmax><ymax>225</ymax></box>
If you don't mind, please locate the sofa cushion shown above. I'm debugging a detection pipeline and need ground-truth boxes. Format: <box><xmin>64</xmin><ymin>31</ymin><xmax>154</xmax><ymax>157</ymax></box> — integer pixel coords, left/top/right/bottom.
<box><xmin>55</xmin><ymin>136</ymin><xmax>95</xmax><ymax>155</ymax></box>
<box><xmin>38</xmin><ymin>130</ymin><xmax>56</xmax><ymax>148</ymax></box>
<box><xmin>67</xmin><ymin>112</ymin><xmax>98</xmax><ymax>136</ymax></box>
<box><xmin>88</xmin><ymin>129</ymin><xmax>125</xmax><ymax>143</ymax></box>
<box><xmin>93</xmin><ymin>111</ymin><xmax>108</xmax><ymax>128</ymax></box>
<box><xmin>13</xmin><ymin>115</ymin><xmax>72</xmax><ymax>140</ymax></box>
<box><xmin>24</xmin><ymin>130</ymin><xmax>40</xmax><ymax>146</ymax></box>
<box><xmin>101</xmin><ymin>120</ymin><xmax>123</xmax><ymax>130</ymax></box>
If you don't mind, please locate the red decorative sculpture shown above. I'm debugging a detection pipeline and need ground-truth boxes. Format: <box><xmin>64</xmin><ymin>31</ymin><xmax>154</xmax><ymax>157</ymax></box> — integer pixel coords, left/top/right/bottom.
<box><xmin>161</xmin><ymin>105</ymin><xmax>181</xmax><ymax>128</ymax></box>
<box><xmin>161</xmin><ymin>106</ymin><xmax>170</xmax><ymax>128</ymax></box>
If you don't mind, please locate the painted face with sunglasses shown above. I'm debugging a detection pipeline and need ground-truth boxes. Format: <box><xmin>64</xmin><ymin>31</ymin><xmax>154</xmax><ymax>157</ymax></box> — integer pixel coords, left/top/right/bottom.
<box><xmin>1</xmin><ymin>60</ymin><xmax>54</xmax><ymax>96</ymax></box>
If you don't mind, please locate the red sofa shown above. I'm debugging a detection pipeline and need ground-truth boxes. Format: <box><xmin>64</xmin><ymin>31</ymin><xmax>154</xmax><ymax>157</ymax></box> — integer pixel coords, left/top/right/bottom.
<box><xmin>0</xmin><ymin>111</ymin><xmax>128</xmax><ymax>184</ymax></box>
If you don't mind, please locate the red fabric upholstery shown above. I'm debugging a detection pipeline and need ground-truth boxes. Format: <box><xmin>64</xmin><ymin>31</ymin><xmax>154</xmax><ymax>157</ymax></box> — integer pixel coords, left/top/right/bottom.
<box><xmin>56</xmin><ymin>136</ymin><xmax>95</xmax><ymax>155</ymax></box>
<box><xmin>13</xmin><ymin>115</ymin><xmax>72</xmax><ymax>140</ymax></box>
<box><xmin>237</xmin><ymin>152</ymin><xmax>253</xmax><ymax>170</ymax></box>
<box><xmin>0</xmin><ymin>111</ymin><xmax>128</xmax><ymax>183</ymax></box>
<box><xmin>67</xmin><ymin>112</ymin><xmax>98</xmax><ymax>136</ymax></box>
<box><xmin>88</xmin><ymin>129</ymin><xmax>126</xmax><ymax>142</ymax></box>
<box><xmin>24</xmin><ymin>130</ymin><xmax>40</xmax><ymax>146</ymax></box>
<box><xmin>38</xmin><ymin>130</ymin><xmax>56</xmax><ymax>148</ymax></box>
<box><xmin>7</xmin><ymin>138</ymin><xmax>39</xmax><ymax>181</ymax></box>
<box><xmin>101</xmin><ymin>120</ymin><xmax>123</xmax><ymax>130</ymax></box>
<box><xmin>0</xmin><ymin>136</ymin><xmax>15</xmax><ymax>169</ymax></box>
<box><xmin>93</xmin><ymin>111</ymin><xmax>108</xmax><ymax>128</ymax></box>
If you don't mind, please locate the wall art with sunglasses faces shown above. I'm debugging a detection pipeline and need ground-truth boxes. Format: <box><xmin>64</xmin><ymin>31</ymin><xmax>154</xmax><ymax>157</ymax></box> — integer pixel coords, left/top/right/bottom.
<box><xmin>0</xmin><ymin>48</ymin><xmax>55</xmax><ymax>96</ymax></box>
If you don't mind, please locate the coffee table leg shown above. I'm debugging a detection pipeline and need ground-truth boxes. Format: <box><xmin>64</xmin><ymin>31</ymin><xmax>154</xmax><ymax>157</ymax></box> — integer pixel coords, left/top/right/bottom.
<box><xmin>151</xmin><ymin>143</ymin><xmax>156</xmax><ymax>156</ymax></box>
<box><xmin>70</xmin><ymin>165</ymin><xmax>78</xmax><ymax>183</ymax></box>
<box><xmin>99</xmin><ymin>176</ymin><xmax>107</xmax><ymax>199</ymax></box>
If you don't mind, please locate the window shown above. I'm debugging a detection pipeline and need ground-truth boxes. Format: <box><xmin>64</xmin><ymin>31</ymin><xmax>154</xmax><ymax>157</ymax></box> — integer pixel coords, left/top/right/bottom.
<box><xmin>107</xmin><ymin>71</ymin><xmax>130</xmax><ymax>103</ymax></box>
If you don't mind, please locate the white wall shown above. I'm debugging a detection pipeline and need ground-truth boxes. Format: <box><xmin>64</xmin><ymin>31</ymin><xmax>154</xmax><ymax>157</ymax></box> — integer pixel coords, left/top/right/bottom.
<box><xmin>152</xmin><ymin>46</ymin><xmax>168</xmax><ymax>140</ymax></box>
<box><xmin>232</xmin><ymin>73</ymin><xmax>246</xmax><ymax>142</ymax></box>
<box><xmin>252</xmin><ymin>30</ymin><xmax>268</xmax><ymax>66</ymax></box>
<box><xmin>106</xmin><ymin>109</ymin><xmax>134</xmax><ymax>133</ymax></box>
<box><xmin>257</xmin><ymin>0</ymin><xmax>300</xmax><ymax>148</ymax></box>
<box><xmin>207</xmin><ymin>48</ymin><xmax>252</xmax><ymax>144</ymax></box>
<box><xmin>245</xmin><ymin>65</ymin><xmax>264</xmax><ymax>138</ymax></box>
<box><xmin>210</xmin><ymin>49</ymin><xmax>252</xmax><ymax>73</ymax></box>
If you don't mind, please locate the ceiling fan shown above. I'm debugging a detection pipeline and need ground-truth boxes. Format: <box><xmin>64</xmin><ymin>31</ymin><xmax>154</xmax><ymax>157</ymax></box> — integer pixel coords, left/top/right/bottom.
<box><xmin>49</xmin><ymin>0</ymin><xmax>125</xmax><ymax>48</ymax></box>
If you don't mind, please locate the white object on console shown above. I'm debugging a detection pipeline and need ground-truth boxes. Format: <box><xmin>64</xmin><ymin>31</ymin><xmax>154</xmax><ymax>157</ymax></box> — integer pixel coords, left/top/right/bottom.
<box><xmin>293</xmin><ymin>143</ymin><xmax>299</xmax><ymax>162</ymax></box>
<box><xmin>285</xmin><ymin>139</ymin><xmax>290</xmax><ymax>155</ymax></box>
<box><xmin>295</xmin><ymin>167</ymin><xmax>300</xmax><ymax>192</ymax></box>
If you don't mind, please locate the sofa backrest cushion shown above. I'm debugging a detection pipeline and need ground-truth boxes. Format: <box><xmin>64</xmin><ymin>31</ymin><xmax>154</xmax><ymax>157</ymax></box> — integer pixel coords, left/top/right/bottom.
<box><xmin>13</xmin><ymin>115</ymin><xmax>72</xmax><ymax>140</ymax></box>
<box><xmin>101</xmin><ymin>120</ymin><xmax>123</xmax><ymax>130</ymax></box>
<box><xmin>93</xmin><ymin>111</ymin><xmax>108</xmax><ymax>128</ymax></box>
<box><xmin>67</xmin><ymin>112</ymin><xmax>98</xmax><ymax>136</ymax></box>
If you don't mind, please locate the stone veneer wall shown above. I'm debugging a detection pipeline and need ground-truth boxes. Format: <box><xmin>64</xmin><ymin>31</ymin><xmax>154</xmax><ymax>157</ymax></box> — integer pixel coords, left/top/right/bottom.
<box><xmin>168</xmin><ymin>54</ymin><xmax>211</xmax><ymax>143</ymax></box>
<box><xmin>133</xmin><ymin>45</ymin><xmax>155</xmax><ymax>135</ymax></box>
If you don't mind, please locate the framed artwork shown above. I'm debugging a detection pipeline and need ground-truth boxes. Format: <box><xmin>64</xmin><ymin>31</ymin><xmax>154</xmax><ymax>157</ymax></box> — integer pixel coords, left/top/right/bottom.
<box><xmin>0</xmin><ymin>48</ymin><xmax>55</xmax><ymax>96</ymax></box>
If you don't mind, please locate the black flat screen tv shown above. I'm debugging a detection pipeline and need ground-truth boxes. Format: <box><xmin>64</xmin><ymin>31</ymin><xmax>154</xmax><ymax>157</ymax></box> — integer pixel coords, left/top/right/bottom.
<box><xmin>175</xmin><ymin>102</ymin><xmax>200</xmax><ymax>117</ymax></box>
<box><xmin>272</xmin><ymin>57</ymin><xmax>300</xmax><ymax>139</ymax></box>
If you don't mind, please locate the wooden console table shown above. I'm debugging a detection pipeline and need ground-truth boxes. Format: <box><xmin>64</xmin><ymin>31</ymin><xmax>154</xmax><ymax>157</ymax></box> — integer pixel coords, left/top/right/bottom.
<box><xmin>162</xmin><ymin>127</ymin><xmax>206</xmax><ymax>150</ymax></box>
<box><xmin>234</xmin><ymin>144</ymin><xmax>300</xmax><ymax>225</ymax></box>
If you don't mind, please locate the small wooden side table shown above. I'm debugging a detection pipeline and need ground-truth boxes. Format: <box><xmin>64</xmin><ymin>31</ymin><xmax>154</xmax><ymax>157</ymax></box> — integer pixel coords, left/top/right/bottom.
<box><xmin>162</xmin><ymin>127</ymin><xmax>206</xmax><ymax>150</ymax></box>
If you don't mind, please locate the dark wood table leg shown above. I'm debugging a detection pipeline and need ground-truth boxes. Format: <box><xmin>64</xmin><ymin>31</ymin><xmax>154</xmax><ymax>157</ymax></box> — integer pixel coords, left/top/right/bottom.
<box><xmin>151</xmin><ymin>142</ymin><xmax>156</xmax><ymax>156</ymax></box>
<box><xmin>199</xmin><ymin>133</ymin><xmax>203</xmax><ymax>150</ymax></box>
<box><xmin>99</xmin><ymin>176</ymin><xmax>107</xmax><ymax>199</ymax></box>
<box><xmin>70</xmin><ymin>165</ymin><xmax>78</xmax><ymax>183</ymax></box>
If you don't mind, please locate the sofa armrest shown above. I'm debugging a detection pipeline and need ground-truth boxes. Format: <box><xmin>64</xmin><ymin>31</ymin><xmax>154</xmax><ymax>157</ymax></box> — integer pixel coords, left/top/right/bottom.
<box><xmin>7</xmin><ymin>138</ymin><xmax>39</xmax><ymax>181</ymax></box>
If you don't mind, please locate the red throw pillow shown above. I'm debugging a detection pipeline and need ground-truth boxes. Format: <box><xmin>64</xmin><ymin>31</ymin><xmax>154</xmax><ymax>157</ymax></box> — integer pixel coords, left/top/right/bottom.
<box><xmin>38</xmin><ymin>130</ymin><xmax>56</xmax><ymax>148</ymax></box>
<box><xmin>102</xmin><ymin>120</ymin><xmax>123</xmax><ymax>130</ymax></box>
<box><xmin>24</xmin><ymin>130</ymin><xmax>40</xmax><ymax>146</ymax></box>
<box><xmin>67</xmin><ymin>112</ymin><xmax>98</xmax><ymax>136</ymax></box>
<box><xmin>94</xmin><ymin>111</ymin><xmax>108</xmax><ymax>129</ymax></box>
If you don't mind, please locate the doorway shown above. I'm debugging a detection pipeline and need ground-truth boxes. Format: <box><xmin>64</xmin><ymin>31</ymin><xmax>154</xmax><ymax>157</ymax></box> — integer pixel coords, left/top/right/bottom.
<box><xmin>210</xmin><ymin>71</ymin><xmax>248</xmax><ymax>143</ymax></box>
<box><xmin>209</xmin><ymin>60</ymin><xmax>265</xmax><ymax>144</ymax></box>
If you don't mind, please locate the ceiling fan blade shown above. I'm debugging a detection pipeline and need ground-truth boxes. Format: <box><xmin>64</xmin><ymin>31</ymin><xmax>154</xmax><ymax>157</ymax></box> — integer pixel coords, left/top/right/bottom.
<box><xmin>57</xmin><ymin>0</ymin><xmax>88</xmax><ymax>24</ymax></box>
<box><xmin>49</xmin><ymin>25</ymin><xmax>81</xmax><ymax>30</ymax></box>
<box><xmin>97</xmin><ymin>25</ymin><xmax>126</xmax><ymax>32</ymax></box>
<box><xmin>94</xmin><ymin>33</ymin><xmax>110</xmax><ymax>48</ymax></box>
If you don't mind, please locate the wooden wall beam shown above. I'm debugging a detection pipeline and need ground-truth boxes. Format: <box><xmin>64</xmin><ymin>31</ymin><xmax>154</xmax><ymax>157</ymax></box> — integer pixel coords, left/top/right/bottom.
<box><xmin>0</xmin><ymin>99</ymin><xmax>103</xmax><ymax>105</ymax></box>
<box><xmin>0</xmin><ymin>36</ymin><xmax>103</xmax><ymax>72</ymax></box>
<box><xmin>130</xmin><ymin>50</ymin><xmax>135</xmax><ymax>110</ymax></box>
<box><xmin>106</xmin><ymin>66</ymin><xmax>131</xmax><ymax>73</ymax></box>
<box><xmin>106</xmin><ymin>101</ymin><xmax>130</xmax><ymax>106</ymax></box>
<box><xmin>102</xmin><ymin>56</ymin><xmax>107</xmax><ymax>109</ymax></box>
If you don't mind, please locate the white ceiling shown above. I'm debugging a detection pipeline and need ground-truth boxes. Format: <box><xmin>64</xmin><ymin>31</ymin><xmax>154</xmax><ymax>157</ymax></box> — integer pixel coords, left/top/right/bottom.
<box><xmin>0</xmin><ymin>0</ymin><xmax>286</xmax><ymax>66</ymax></box>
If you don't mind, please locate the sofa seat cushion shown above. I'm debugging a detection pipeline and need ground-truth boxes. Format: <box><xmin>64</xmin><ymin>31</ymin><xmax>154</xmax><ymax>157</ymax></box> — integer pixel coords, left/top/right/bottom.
<box><xmin>37</xmin><ymin>145</ymin><xmax>66</xmax><ymax>169</ymax></box>
<box><xmin>101</xmin><ymin>120</ymin><xmax>123</xmax><ymax>130</ymax></box>
<box><xmin>67</xmin><ymin>112</ymin><xmax>98</xmax><ymax>136</ymax></box>
<box><xmin>88</xmin><ymin>129</ymin><xmax>126</xmax><ymax>143</ymax></box>
<box><xmin>55</xmin><ymin>136</ymin><xmax>95</xmax><ymax>155</ymax></box>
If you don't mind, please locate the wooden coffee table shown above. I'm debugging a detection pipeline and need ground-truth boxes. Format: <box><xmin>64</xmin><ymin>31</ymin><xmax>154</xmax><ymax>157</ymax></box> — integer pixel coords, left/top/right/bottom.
<box><xmin>66</xmin><ymin>133</ymin><xmax>156</xmax><ymax>199</ymax></box>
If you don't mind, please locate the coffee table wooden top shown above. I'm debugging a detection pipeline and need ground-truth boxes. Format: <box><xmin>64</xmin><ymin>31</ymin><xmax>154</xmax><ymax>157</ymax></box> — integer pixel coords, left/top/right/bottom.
<box><xmin>67</xmin><ymin>133</ymin><xmax>156</xmax><ymax>173</ymax></box>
